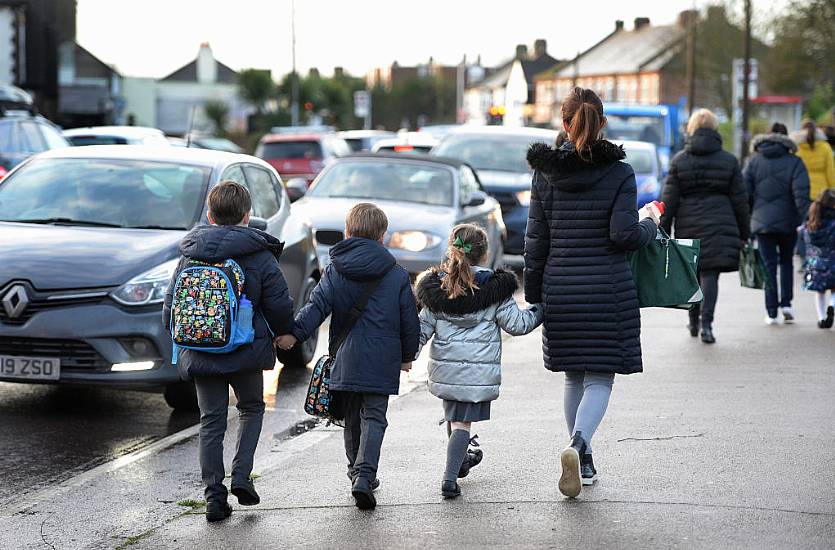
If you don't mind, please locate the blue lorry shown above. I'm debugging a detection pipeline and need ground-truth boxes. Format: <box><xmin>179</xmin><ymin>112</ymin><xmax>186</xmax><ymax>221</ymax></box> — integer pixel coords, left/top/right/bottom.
<box><xmin>603</xmin><ymin>102</ymin><xmax>686</xmax><ymax>174</ymax></box>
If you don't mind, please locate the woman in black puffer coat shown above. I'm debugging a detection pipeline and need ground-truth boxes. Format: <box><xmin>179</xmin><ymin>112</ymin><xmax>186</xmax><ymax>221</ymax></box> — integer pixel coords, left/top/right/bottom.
<box><xmin>660</xmin><ymin>109</ymin><xmax>750</xmax><ymax>344</ymax></box>
<box><xmin>744</xmin><ymin>123</ymin><xmax>810</xmax><ymax>324</ymax></box>
<box><xmin>525</xmin><ymin>87</ymin><xmax>660</xmax><ymax>498</ymax></box>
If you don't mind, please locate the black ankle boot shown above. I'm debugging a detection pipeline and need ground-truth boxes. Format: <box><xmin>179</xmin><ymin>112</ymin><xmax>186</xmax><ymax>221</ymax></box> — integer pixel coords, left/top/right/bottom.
<box><xmin>441</xmin><ymin>480</ymin><xmax>461</xmax><ymax>498</ymax></box>
<box><xmin>559</xmin><ymin>432</ymin><xmax>586</xmax><ymax>498</ymax></box>
<box><xmin>351</xmin><ymin>477</ymin><xmax>377</xmax><ymax>510</ymax></box>
<box><xmin>205</xmin><ymin>500</ymin><xmax>233</xmax><ymax>522</ymax></box>
<box><xmin>700</xmin><ymin>324</ymin><xmax>715</xmax><ymax>344</ymax></box>
<box><xmin>581</xmin><ymin>454</ymin><xmax>598</xmax><ymax>486</ymax></box>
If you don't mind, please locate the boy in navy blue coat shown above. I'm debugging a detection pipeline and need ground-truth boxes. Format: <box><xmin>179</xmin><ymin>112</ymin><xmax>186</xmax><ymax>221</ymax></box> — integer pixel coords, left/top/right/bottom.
<box><xmin>277</xmin><ymin>203</ymin><xmax>420</xmax><ymax>509</ymax></box>
<box><xmin>163</xmin><ymin>181</ymin><xmax>294</xmax><ymax>522</ymax></box>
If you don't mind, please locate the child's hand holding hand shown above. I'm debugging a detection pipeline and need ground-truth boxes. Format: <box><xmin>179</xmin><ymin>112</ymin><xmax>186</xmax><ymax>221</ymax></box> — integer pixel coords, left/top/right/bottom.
<box><xmin>400</xmin><ymin>362</ymin><xmax>412</xmax><ymax>372</ymax></box>
<box><xmin>275</xmin><ymin>334</ymin><xmax>297</xmax><ymax>350</ymax></box>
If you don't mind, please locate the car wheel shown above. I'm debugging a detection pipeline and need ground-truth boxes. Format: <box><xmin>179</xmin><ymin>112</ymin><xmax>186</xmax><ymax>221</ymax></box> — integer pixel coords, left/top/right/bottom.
<box><xmin>163</xmin><ymin>381</ymin><xmax>198</xmax><ymax>411</ymax></box>
<box><xmin>276</xmin><ymin>277</ymin><xmax>319</xmax><ymax>368</ymax></box>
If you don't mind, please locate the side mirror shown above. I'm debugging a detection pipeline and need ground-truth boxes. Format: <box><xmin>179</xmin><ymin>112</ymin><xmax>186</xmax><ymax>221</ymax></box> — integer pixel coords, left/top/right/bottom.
<box><xmin>463</xmin><ymin>190</ymin><xmax>487</xmax><ymax>208</ymax></box>
<box><xmin>285</xmin><ymin>177</ymin><xmax>308</xmax><ymax>203</ymax></box>
<box><xmin>248</xmin><ymin>216</ymin><xmax>268</xmax><ymax>231</ymax></box>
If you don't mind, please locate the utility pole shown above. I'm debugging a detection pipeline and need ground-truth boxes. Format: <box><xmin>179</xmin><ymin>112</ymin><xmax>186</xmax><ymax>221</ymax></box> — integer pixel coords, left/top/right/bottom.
<box><xmin>290</xmin><ymin>0</ymin><xmax>299</xmax><ymax>126</ymax></box>
<box><xmin>740</xmin><ymin>0</ymin><xmax>752</xmax><ymax>162</ymax></box>
<box><xmin>685</xmin><ymin>9</ymin><xmax>697</xmax><ymax>116</ymax></box>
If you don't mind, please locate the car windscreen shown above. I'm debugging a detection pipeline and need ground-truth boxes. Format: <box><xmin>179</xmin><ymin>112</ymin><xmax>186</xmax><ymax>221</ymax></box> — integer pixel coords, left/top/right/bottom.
<box><xmin>0</xmin><ymin>158</ymin><xmax>210</xmax><ymax>229</ymax></box>
<box><xmin>623</xmin><ymin>147</ymin><xmax>655</xmax><ymax>174</ymax></box>
<box><xmin>258</xmin><ymin>141</ymin><xmax>322</xmax><ymax>160</ymax></box>
<box><xmin>66</xmin><ymin>135</ymin><xmax>129</xmax><ymax>146</ymax></box>
<box><xmin>433</xmin><ymin>135</ymin><xmax>536</xmax><ymax>173</ymax></box>
<box><xmin>605</xmin><ymin>116</ymin><xmax>666</xmax><ymax>146</ymax></box>
<box><xmin>308</xmin><ymin>161</ymin><xmax>454</xmax><ymax>207</ymax></box>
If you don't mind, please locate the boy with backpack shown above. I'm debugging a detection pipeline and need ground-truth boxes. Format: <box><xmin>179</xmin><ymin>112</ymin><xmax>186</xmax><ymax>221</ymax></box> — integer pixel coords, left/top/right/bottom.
<box><xmin>276</xmin><ymin>203</ymin><xmax>420</xmax><ymax>510</ymax></box>
<box><xmin>162</xmin><ymin>181</ymin><xmax>295</xmax><ymax>522</ymax></box>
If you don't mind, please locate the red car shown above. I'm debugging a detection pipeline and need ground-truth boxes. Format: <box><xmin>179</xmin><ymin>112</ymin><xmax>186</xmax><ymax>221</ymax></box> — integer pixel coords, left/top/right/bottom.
<box><xmin>254</xmin><ymin>133</ymin><xmax>352</xmax><ymax>186</ymax></box>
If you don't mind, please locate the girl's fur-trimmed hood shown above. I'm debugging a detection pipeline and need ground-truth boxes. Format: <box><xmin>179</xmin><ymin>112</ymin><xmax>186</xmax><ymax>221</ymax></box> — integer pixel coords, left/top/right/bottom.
<box><xmin>751</xmin><ymin>133</ymin><xmax>798</xmax><ymax>154</ymax></box>
<box><xmin>526</xmin><ymin>140</ymin><xmax>626</xmax><ymax>175</ymax></box>
<box><xmin>416</xmin><ymin>268</ymin><xmax>518</xmax><ymax>316</ymax></box>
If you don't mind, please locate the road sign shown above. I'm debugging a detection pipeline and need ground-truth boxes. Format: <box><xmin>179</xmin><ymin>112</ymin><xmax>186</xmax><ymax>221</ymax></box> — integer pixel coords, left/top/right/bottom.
<box><xmin>354</xmin><ymin>90</ymin><xmax>369</xmax><ymax>118</ymax></box>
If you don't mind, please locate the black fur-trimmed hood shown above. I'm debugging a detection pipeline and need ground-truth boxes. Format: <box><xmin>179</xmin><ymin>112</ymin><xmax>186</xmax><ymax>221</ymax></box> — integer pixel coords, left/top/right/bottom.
<box><xmin>527</xmin><ymin>140</ymin><xmax>626</xmax><ymax>176</ymax></box>
<box><xmin>416</xmin><ymin>268</ymin><xmax>518</xmax><ymax>316</ymax></box>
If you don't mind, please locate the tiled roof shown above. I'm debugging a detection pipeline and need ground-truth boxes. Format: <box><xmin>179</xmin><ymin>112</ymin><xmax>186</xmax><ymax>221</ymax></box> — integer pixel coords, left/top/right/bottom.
<box><xmin>552</xmin><ymin>24</ymin><xmax>684</xmax><ymax>78</ymax></box>
<box><xmin>161</xmin><ymin>60</ymin><xmax>239</xmax><ymax>83</ymax></box>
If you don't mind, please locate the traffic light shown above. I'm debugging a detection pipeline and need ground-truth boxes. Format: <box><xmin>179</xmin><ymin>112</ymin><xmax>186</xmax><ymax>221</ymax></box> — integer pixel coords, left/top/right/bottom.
<box><xmin>304</xmin><ymin>101</ymin><xmax>314</xmax><ymax>112</ymax></box>
<box><xmin>487</xmin><ymin>105</ymin><xmax>505</xmax><ymax>125</ymax></box>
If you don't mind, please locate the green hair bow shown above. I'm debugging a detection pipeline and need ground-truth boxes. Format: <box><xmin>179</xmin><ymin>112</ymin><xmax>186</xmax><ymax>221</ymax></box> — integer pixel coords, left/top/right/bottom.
<box><xmin>453</xmin><ymin>236</ymin><xmax>472</xmax><ymax>254</ymax></box>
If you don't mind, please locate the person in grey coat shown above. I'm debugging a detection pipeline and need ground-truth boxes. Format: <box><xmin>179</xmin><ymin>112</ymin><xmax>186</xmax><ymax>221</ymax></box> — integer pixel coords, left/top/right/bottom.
<box><xmin>416</xmin><ymin>224</ymin><xmax>542</xmax><ymax>499</ymax></box>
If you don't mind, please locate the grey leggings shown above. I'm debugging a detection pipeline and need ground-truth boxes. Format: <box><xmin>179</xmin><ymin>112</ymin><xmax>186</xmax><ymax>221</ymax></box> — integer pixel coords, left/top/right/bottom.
<box><xmin>564</xmin><ymin>371</ymin><xmax>615</xmax><ymax>454</ymax></box>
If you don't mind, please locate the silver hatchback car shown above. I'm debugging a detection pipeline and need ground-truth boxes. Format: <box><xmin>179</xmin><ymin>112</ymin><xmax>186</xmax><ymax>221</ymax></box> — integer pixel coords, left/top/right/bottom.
<box><xmin>0</xmin><ymin>146</ymin><xmax>320</xmax><ymax>409</ymax></box>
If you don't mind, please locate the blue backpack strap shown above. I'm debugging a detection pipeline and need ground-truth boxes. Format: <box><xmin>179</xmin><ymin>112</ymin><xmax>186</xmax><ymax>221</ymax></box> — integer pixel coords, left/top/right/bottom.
<box><xmin>172</xmin><ymin>344</ymin><xmax>180</xmax><ymax>365</ymax></box>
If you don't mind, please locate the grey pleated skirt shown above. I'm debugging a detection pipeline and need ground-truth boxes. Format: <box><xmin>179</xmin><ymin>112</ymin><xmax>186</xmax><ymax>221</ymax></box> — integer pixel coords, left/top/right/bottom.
<box><xmin>443</xmin><ymin>400</ymin><xmax>491</xmax><ymax>422</ymax></box>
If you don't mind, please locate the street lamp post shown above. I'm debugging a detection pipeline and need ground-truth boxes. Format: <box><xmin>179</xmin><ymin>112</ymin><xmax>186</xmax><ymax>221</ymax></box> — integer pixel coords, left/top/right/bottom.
<box><xmin>290</xmin><ymin>0</ymin><xmax>299</xmax><ymax>127</ymax></box>
<box><xmin>740</xmin><ymin>0</ymin><xmax>752</xmax><ymax>162</ymax></box>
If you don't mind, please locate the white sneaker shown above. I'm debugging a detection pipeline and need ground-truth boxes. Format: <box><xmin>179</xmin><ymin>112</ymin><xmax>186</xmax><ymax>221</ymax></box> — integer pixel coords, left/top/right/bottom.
<box><xmin>765</xmin><ymin>315</ymin><xmax>781</xmax><ymax>326</ymax></box>
<box><xmin>782</xmin><ymin>307</ymin><xmax>795</xmax><ymax>324</ymax></box>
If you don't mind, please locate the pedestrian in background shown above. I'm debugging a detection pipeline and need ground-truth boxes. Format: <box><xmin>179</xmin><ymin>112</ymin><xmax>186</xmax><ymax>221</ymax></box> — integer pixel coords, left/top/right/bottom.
<box><xmin>744</xmin><ymin>122</ymin><xmax>810</xmax><ymax>324</ymax></box>
<box><xmin>525</xmin><ymin>87</ymin><xmax>661</xmax><ymax>498</ymax></box>
<box><xmin>792</xmin><ymin>121</ymin><xmax>835</xmax><ymax>200</ymax></box>
<box><xmin>802</xmin><ymin>189</ymin><xmax>835</xmax><ymax>329</ymax></box>
<box><xmin>660</xmin><ymin>108</ymin><xmax>750</xmax><ymax>344</ymax></box>
<box><xmin>416</xmin><ymin>224</ymin><xmax>542</xmax><ymax>500</ymax></box>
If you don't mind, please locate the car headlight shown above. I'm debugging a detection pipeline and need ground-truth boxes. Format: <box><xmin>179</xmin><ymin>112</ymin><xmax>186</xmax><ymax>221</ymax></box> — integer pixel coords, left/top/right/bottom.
<box><xmin>515</xmin><ymin>190</ymin><xmax>531</xmax><ymax>206</ymax></box>
<box><xmin>388</xmin><ymin>231</ymin><xmax>442</xmax><ymax>253</ymax></box>
<box><xmin>639</xmin><ymin>176</ymin><xmax>659</xmax><ymax>195</ymax></box>
<box><xmin>111</xmin><ymin>258</ymin><xmax>179</xmax><ymax>306</ymax></box>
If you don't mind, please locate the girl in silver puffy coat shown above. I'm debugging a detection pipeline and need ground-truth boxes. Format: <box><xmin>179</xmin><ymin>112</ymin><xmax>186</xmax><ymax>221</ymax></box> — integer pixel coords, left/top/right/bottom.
<box><xmin>416</xmin><ymin>224</ymin><xmax>543</xmax><ymax>499</ymax></box>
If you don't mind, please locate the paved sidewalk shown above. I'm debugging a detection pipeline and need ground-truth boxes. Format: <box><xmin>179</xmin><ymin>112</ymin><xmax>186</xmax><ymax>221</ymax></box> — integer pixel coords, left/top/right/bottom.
<box><xmin>135</xmin><ymin>276</ymin><xmax>834</xmax><ymax>550</ymax></box>
<box><xmin>1</xmin><ymin>274</ymin><xmax>832</xmax><ymax>549</ymax></box>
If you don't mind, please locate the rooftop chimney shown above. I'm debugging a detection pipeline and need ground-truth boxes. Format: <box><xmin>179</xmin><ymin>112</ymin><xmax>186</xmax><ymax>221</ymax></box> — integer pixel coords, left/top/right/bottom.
<box><xmin>534</xmin><ymin>39</ymin><xmax>547</xmax><ymax>58</ymax></box>
<box><xmin>615</xmin><ymin>20</ymin><xmax>624</xmax><ymax>31</ymax></box>
<box><xmin>634</xmin><ymin>17</ymin><xmax>650</xmax><ymax>30</ymax></box>
<box><xmin>196</xmin><ymin>43</ymin><xmax>216</xmax><ymax>84</ymax></box>
<box><xmin>334</xmin><ymin>66</ymin><xmax>345</xmax><ymax>79</ymax></box>
<box><xmin>515</xmin><ymin>44</ymin><xmax>528</xmax><ymax>60</ymax></box>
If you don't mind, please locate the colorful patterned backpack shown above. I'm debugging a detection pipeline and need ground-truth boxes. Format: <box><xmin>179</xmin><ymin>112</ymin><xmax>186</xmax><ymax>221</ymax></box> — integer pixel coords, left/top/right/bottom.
<box><xmin>169</xmin><ymin>259</ymin><xmax>255</xmax><ymax>363</ymax></box>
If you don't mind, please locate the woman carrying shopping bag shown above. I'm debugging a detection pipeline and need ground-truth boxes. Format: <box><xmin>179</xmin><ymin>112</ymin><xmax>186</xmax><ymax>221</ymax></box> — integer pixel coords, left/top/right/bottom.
<box><xmin>525</xmin><ymin>87</ymin><xmax>661</xmax><ymax>498</ymax></box>
<box><xmin>660</xmin><ymin>109</ymin><xmax>751</xmax><ymax>343</ymax></box>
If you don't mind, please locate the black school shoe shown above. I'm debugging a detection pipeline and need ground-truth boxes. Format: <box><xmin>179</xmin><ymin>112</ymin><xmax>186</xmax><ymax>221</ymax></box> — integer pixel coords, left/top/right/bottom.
<box><xmin>205</xmin><ymin>500</ymin><xmax>233</xmax><ymax>522</ymax></box>
<box><xmin>820</xmin><ymin>306</ymin><xmax>835</xmax><ymax>329</ymax></box>
<box><xmin>559</xmin><ymin>432</ymin><xmax>586</xmax><ymax>498</ymax></box>
<box><xmin>351</xmin><ymin>477</ymin><xmax>377</xmax><ymax>510</ymax></box>
<box><xmin>700</xmin><ymin>326</ymin><xmax>716</xmax><ymax>344</ymax></box>
<box><xmin>581</xmin><ymin>454</ymin><xmax>598</xmax><ymax>486</ymax></box>
<box><xmin>441</xmin><ymin>480</ymin><xmax>461</xmax><ymax>499</ymax></box>
<box><xmin>231</xmin><ymin>482</ymin><xmax>260</xmax><ymax>506</ymax></box>
<box><xmin>458</xmin><ymin>448</ymin><xmax>483</xmax><ymax>478</ymax></box>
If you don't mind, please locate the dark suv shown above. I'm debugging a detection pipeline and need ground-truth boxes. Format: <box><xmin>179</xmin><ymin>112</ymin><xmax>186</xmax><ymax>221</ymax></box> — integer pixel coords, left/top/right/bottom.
<box><xmin>0</xmin><ymin>85</ymin><xmax>69</xmax><ymax>180</ymax></box>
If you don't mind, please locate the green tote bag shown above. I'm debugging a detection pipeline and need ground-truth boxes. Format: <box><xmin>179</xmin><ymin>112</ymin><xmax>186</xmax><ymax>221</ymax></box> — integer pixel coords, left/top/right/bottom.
<box><xmin>628</xmin><ymin>228</ymin><xmax>703</xmax><ymax>309</ymax></box>
<box><xmin>739</xmin><ymin>241</ymin><xmax>771</xmax><ymax>290</ymax></box>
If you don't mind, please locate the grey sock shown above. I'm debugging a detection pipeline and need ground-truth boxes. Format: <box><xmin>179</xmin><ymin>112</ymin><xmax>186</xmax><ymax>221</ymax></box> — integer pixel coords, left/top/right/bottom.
<box><xmin>444</xmin><ymin>429</ymin><xmax>470</xmax><ymax>482</ymax></box>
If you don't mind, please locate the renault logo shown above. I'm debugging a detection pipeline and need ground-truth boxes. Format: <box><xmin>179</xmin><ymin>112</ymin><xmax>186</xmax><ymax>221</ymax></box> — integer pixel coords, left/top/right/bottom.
<box><xmin>2</xmin><ymin>285</ymin><xmax>29</xmax><ymax>319</ymax></box>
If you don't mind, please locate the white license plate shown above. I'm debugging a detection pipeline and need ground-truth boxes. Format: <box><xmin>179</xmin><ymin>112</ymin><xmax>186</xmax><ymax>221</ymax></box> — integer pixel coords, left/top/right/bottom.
<box><xmin>0</xmin><ymin>355</ymin><xmax>60</xmax><ymax>381</ymax></box>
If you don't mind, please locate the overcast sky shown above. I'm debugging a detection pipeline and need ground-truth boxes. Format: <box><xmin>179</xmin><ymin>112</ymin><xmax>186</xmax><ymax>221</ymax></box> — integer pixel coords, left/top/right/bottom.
<box><xmin>76</xmin><ymin>0</ymin><xmax>788</xmax><ymax>80</ymax></box>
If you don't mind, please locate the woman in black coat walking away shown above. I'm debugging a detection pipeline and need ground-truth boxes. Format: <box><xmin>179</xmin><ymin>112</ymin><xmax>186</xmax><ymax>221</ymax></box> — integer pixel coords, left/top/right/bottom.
<box><xmin>525</xmin><ymin>87</ymin><xmax>661</xmax><ymax>498</ymax></box>
<box><xmin>743</xmin><ymin>122</ymin><xmax>810</xmax><ymax>324</ymax></box>
<box><xmin>660</xmin><ymin>109</ymin><xmax>750</xmax><ymax>344</ymax></box>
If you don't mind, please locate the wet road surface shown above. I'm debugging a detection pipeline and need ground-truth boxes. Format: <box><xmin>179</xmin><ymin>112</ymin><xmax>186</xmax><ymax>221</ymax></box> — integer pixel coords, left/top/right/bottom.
<box><xmin>0</xmin><ymin>363</ymin><xmax>311</xmax><ymax>506</ymax></box>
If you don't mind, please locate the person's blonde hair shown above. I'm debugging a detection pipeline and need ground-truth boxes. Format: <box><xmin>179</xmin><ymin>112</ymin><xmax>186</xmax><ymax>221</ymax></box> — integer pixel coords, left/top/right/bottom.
<box><xmin>686</xmin><ymin>108</ymin><xmax>719</xmax><ymax>135</ymax></box>
<box><xmin>438</xmin><ymin>224</ymin><xmax>489</xmax><ymax>299</ymax></box>
<box><xmin>345</xmin><ymin>202</ymin><xmax>388</xmax><ymax>240</ymax></box>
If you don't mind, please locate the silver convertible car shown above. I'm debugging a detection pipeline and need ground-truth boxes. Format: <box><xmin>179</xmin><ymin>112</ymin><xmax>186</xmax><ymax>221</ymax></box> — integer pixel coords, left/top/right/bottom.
<box><xmin>0</xmin><ymin>146</ymin><xmax>320</xmax><ymax>409</ymax></box>
<box><xmin>289</xmin><ymin>153</ymin><xmax>506</xmax><ymax>275</ymax></box>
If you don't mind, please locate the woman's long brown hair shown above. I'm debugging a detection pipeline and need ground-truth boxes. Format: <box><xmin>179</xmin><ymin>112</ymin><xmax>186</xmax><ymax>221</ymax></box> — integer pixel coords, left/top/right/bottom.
<box><xmin>803</xmin><ymin>120</ymin><xmax>817</xmax><ymax>149</ymax></box>
<box><xmin>561</xmin><ymin>87</ymin><xmax>605</xmax><ymax>161</ymax></box>
<box><xmin>438</xmin><ymin>224</ymin><xmax>489</xmax><ymax>299</ymax></box>
<box><xmin>808</xmin><ymin>189</ymin><xmax>835</xmax><ymax>232</ymax></box>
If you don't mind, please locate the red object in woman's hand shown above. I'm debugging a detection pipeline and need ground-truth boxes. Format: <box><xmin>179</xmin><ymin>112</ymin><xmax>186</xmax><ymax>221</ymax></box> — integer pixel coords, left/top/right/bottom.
<box><xmin>652</xmin><ymin>201</ymin><xmax>666</xmax><ymax>215</ymax></box>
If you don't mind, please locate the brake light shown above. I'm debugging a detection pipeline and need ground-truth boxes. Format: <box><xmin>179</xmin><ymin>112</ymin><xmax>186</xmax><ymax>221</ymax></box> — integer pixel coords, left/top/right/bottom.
<box><xmin>0</xmin><ymin>166</ymin><xmax>7</xmax><ymax>181</ymax></box>
<box><xmin>394</xmin><ymin>145</ymin><xmax>414</xmax><ymax>152</ymax></box>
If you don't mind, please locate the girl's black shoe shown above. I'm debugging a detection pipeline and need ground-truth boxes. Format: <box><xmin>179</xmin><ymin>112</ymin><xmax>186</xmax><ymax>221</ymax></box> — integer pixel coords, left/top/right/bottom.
<box><xmin>458</xmin><ymin>435</ymin><xmax>483</xmax><ymax>478</ymax></box>
<box><xmin>205</xmin><ymin>500</ymin><xmax>233</xmax><ymax>522</ymax></box>
<box><xmin>822</xmin><ymin>306</ymin><xmax>835</xmax><ymax>329</ymax></box>
<box><xmin>441</xmin><ymin>480</ymin><xmax>461</xmax><ymax>499</ymax></box>
<box><xmin>581</xmin><ymin>454</ymin><xmax>598</xmax><ymax>486</ymax></box>
<box><xmin>700</xmin><ymin>326</ymin><xmax>716</xmax><ymax>344</ymax></box>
